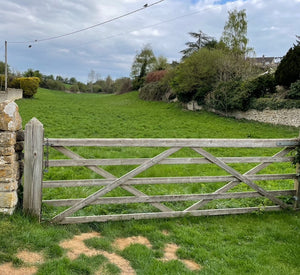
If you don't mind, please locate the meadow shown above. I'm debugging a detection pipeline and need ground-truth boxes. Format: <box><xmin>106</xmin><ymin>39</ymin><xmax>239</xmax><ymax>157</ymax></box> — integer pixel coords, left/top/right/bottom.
<box><xmin>0</xmin><ymin>88</ymin><xmax>299</xmax><ymax>274</ymax></box>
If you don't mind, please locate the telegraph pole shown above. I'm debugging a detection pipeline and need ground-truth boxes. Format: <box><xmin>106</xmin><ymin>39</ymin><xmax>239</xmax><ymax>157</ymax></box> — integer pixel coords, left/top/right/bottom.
<box><xmin>5</xmin><ymin>41</ymin><xmax>8</xmax><ymax>91</ymax></box>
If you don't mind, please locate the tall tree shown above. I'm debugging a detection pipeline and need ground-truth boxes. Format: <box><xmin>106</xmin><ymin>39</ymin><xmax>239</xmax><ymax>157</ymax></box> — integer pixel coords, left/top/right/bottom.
<box><xmin>220</xmin><ymin>9</ymin><xmax>250</xmax><ymax>56</ymax></box>
<box><xmin>130</xmin><ymin>44</ymin><xmax>156</xmax><ymax>90</ymax></box>
<box><xmin>180</xmin><ymin>30</ymin><xmax>215</xmax><ymax>59</ymax></box>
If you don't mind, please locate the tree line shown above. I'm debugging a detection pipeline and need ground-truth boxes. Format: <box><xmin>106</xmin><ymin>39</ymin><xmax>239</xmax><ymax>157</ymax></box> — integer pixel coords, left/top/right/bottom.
<box><xmin>133</xmin><ymin>9</ymin><xmax>300</xmax><ymax>112</ymax></box>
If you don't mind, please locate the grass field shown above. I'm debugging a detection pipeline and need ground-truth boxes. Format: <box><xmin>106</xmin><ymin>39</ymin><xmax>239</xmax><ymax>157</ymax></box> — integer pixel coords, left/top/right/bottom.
<box><xmin>0</xmin><ymin>88</ymin><xmax>299</xmax><ymax>274</ymax></box>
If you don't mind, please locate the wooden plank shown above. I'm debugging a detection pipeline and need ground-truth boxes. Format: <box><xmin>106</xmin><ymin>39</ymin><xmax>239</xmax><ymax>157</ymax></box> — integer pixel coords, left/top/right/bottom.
<box><xmin>54</xmin><ymin>146</ymin><xmax>114</xmax><ymax>179</ymax></box>
<box><xmin>48</xmin><ymin>156</ymin><xmax>293</xmax><ymax>167</ymax></box>
<box><xmin>47</xmin><ymin>138</ymin><xmax>299</xmax><ymax>148</ymax></box>
<box><xmin>57</xmin><ymin>206</ymin><xmax>282</xmax><ymax>224</ymax></box>
<box><xmin>53</xmin><ymin>147</ymin><xmax>173</xmax><ymax>212</ymax></box>
<box><xmin>43</xmin><ymin>190</ymin><xmax>296</xmax><ymax>206</ymax></box>
<box><xmin>295</xmin><ymin>162</ymin><xmax>300</xmax><ymax>209</ymax></box>
<box><xmin>192</xmin><ymin>147</ymin><xmax>290</xmax><ymax>209</ymax></box>
<box><xmin>23</xmin><ymin>118</ymin><xmax>44</xmax><ymax>220</ymax></box>
<box><xmin>50</xmin><ymin>147</ymin><xmax>180</xmax><ymax>223</ymax></box>
<box><xmin>43</xmin><ymin>174</ymin><xmax>296</xmax><ymax>188</ymax></box>
<box><xmin>186</xmin><ymin>147</ymin><xmax>294</xmax><ymax>211</ymax></box>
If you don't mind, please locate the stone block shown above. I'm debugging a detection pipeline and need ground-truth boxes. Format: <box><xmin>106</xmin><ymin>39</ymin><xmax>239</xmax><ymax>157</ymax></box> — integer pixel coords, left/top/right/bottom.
<box><xmin>0</xmin><ymin>146</ymin><xmax>15</xmax><ymax>156</ymax></box>
<box><xmin>0</xmin><ymin>191</ymin><xmax>18</xmax><ymax>208</ymax></box>
<box><xmin>0</xmin><ymin>162</ymin><xmax>19</xmax><ymax>179</ymax></box>
<box><xmin>0</xmin><ymin>100</ymin><xmax>22</xmax><ymax>131</ymax></box>
<box><xmin>0</xmin><ymin>132</ymin><xmax>16</xmax><ymax>146</ymax></box>
<box><xmin>0</xmin><ymin>181</ymin><xmax>18</xmax><ymax>192</ymax></box>
<box><xmin>0</xmin><ymin>154</ymin><xmax>18</xmax><ymax>165</ymax></box>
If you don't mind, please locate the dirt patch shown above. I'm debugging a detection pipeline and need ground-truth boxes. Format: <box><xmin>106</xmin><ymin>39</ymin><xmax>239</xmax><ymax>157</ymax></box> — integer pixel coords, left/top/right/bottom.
<box><xmin>161</xmin><ymin>243</ymin><xmax>179</xmax><ymax>261</ymax></box>
<box><xmin>0</xmin><ymin>262</ymin><xmax>37</xmax><ymax>275</ymax></box>
<box><xmin>17</xmin><ymin>250</ymin><xmax>44</xmax><ymax>264</ymax></box>
<box><xmin>113</xmin><ymin>236</ymin><xmax>152</xmax><ymax>251</ymax></box>
<box><xmin>60</xmin><ymin>232</ymin><xmax>135</xmax><ymax>275</ymax></box>
<box><xmin>182</xmin><ymin>259</ymin><xmax>202</xmax><ymax>271</ymax></box>
<box><xmin>0</xmin><ymin>250</ymin><xmax>44</xmax><ymax>275</ymax></box>
<box><xmin>160</xmin><ymin>243</ymin><xmax>202</xmax><ymax>271</ymax></box>
<box><xmin>162</xmin><ymin>230</ymin><xmax>170</xmax><ymax>236</ymax></box>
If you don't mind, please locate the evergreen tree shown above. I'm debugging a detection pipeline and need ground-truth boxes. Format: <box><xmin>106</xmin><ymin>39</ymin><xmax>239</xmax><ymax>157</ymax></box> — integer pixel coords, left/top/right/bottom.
<box><xmin>275</xmin><ymin>45</ymin><xmax>300</xmax><ymax>87</ymax></box>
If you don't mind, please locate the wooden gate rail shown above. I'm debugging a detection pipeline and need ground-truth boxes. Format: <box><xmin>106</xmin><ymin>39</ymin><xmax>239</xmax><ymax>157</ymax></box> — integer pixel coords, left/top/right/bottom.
<box><xmin>23</xmin><ymin>118</ymin><xmax>300</xmax><ymax>224</ymax></box>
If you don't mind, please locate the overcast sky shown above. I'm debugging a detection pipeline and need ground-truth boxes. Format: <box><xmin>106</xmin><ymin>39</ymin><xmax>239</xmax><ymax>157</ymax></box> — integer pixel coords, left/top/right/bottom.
<box><xmin>0</xmin><ymin>0</ymin><xmax>299</xmax><ymax>83</ymax></box>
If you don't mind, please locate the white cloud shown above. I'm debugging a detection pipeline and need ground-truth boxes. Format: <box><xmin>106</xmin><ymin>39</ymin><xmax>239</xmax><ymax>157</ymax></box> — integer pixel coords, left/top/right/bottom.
<box><xmin>0</xmin><ymin>0</ymin><xmax>299</xmax><ymax>82</ymax></box>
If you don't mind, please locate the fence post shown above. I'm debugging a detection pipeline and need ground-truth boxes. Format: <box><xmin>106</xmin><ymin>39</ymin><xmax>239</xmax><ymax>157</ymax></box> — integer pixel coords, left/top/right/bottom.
<box><xmin>23</xmin><ymin>118</ymin><xmax>44</xmax><ymax>220</ymax></box>
<box><xmin>295</xmin><ymin>132</ymin><xmax>300</xmax><ymax>210</ymax></box>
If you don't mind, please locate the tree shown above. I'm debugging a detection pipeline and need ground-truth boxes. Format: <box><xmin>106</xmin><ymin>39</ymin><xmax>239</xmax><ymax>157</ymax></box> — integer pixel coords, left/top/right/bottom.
<box><xmin>295</xmin><ymin>35</ymin><xmax>300</xmax><ymax>46</ymax></box>
<box><xmin>171</xmin><ymin>48</ymin><xmax>226</xmax><ymax>103</ymax></box>
<box><xmin>220</xmin><ymin>9</ymin><xmax>251</xmax><ymax>56</ymax></box>
<box><xmin>0</xmin><ymin>61</ymin><xmax>10</xmax><ymax>75</ymax></box>
<box><xmin>130</xmin><ymin>45</ymin><xmax>156</xmax><ymax>90</ymax></box>
<box><xmin>180</xmin><ymin>30</ymin><xmax>215</xmax><ymax>59</ymax></box>
<box><xmin>153</xmin><ymin>55</ymin><xmax>169</xmax><ymax>71</ymax></box>
<box><xmin>275</xmin><ymin>45</ymin><xmax>300</xmax><ymax>87</ymax></box>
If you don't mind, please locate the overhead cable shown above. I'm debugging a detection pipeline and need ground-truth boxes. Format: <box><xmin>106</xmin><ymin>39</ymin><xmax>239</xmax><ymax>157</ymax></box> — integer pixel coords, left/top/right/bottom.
<box><xmin>9</xmin><ymin>0</ymin><xmax>165</xmax><ymax>44</ymax></box>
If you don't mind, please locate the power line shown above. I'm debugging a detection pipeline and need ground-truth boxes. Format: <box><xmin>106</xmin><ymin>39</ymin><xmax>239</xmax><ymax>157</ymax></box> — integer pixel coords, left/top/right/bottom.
<box><xmin>73</xmin><ymin>4</ymin><xmax>226</xmax><ymax>48</ymax></box>
<box><xmin>8</xmin><ymin>0</ymin><xmax>165</xmax><ymax>44</ymax></box>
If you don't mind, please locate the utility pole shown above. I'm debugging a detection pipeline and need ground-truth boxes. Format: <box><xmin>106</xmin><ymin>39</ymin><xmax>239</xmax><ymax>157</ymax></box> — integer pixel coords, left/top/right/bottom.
<box><xmin>5</xmin><ymin>41</ymin><xmax>8</xmax><ymax>91</ymax></box>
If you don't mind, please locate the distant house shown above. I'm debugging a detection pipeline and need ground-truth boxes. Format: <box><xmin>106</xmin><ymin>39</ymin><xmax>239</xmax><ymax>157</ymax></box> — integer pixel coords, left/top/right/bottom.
<box><xmin>251</xmin><ymin>55</ymin><xmax>282</xmax><ymax>68</ymax></box>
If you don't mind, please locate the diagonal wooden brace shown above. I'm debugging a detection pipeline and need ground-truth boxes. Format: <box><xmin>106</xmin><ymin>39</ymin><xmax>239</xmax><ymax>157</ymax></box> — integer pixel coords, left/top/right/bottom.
<box><xmin>185</xmin><ymin>147</ymin><xmax>293</xmax><ymax>211</ymax></box>
<box><xmin>51</xmin><ymin>147</ymin><xmax>180</xmax><ymax>223</ymax></box>
<box><xmin>190</xmin><ymin>147</ymin><xmax>290</xmax><ymax>209</ymax></box>
<box><xmin>53</xmin><ymin>146</ymin><xmax>173</xmax><ymax>212</ymax></box>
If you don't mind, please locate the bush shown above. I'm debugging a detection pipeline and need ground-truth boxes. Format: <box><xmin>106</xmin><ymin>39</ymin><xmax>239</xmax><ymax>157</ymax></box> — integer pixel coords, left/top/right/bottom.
<box><xmin>245</xmin><ymin>73</ymin><xmax>276</xmax><ymax>98</ymax></box>
<box><xmin>171</xmin><ymin>49</ymin><xmax>225</xmax><ymax>104</ymax></box>
<box><xmin>139</xmin><ymin>81</ymin><xmax>170</xmax><ymax>101</ymax></box>
<box><xmin>145</xmin><ymin>70</ymin><xmax>167</xmax><ymax>83</ymax></box>
<box><xmin>275</xmin><ymin>45</ymin><xmax>300</xmax><ymax>87</ymax></box>
<box><xmin>114</xmin><ymin>77</ymin><xmax>132</xmax><ymax>95</ymax></box>
<box><xmin>250</xmin><ymin>97</ymin><xmax>300</xmax><ymax>110</ymax></box>
<box><xmin>18</xmin><ymin>77</ymin><xmax>40</xmax><ymax>98</ymax></box>
<box><xmin>205</xmin><ymin>80</ymin><xmax>251</xmax><ymax>112</ymax></box>
<box><xmin>287</xmin><ymin>80</ymin><xmax>300</xmax><ymax>99</ymax></box>
<box><xmin>41</xmin><ymin>79</ymin><xmax>65</xmax><ymax>91</ymax></box>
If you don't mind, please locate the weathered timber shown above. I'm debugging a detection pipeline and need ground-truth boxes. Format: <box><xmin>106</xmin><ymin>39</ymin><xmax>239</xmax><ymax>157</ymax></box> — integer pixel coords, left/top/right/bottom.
<box><xmin>48</xmin><ymin>156</ymin><xmax>293</xmax><ymax>167</ymax></box>
<box><xmin>54</xmin><ymin>146</ymin><xmax>114</xmax><ymax>179</ymax></box>
<box><xmin>42</xmin><ymin>174</ymin><xmax>296</xmax><ymax>188</ymax></box>
<box><xmin>192</xmin><ymin>147</ymin><xmax>290</xmax><ymax>209</ymax></box>
<box><xmin>186</xmin><ymin>147</ymin><xmax>294</xmax><ymax>211</ymax></box>
<box><xmin>53</xmin><ymin>146</ymin><xmax>173</xmax><ymax>212</ymax></box>
<box><xmin>43</xmin><ymin>190</ymin><xmax>295</xmax><ymax>207</ymax></box>
<box><xmin>23</xmin><ymin>118</ymin><xmax>44</xmax><ymax>220</ymax></box>
<box><xmin>47</xmin><ymin>138</ymin><xmax>299</xmax><ymax>148</ymax></box>
<box><xmin>58</xmin><ymin>206</ymin><xmax>282</xmax><ymax>224</ymax></box>
<box><xmin>295</xmin><ymin>162</ymin><xmax>300</xmax><ymax>209</ymax></box>
<box><xmin>50</xmin><ymin>147</ymin><xmax>180</xmax><ymax>223</ymax></box>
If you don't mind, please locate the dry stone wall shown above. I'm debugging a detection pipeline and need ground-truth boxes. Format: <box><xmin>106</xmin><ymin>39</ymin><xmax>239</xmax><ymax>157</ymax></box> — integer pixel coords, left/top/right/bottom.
<box><xmin>0</xmin><ymin>88</ymin><xmax>23</xmax><ymax>102</ymax></box>
<box><xmin>185</xmin><ymin>101</ymin><xmax>300</xmax><ymax>128</ymax></box>
<box><xmin>0</xmin><ymin>100</ymin><xmax>23</xmax><ymax>214</ymax></box>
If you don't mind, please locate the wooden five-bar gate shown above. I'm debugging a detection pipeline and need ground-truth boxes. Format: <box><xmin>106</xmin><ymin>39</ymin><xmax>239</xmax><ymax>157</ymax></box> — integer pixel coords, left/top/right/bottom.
<box><xmin>23</xmin><ymin>118</ymin><xmax>300</xmax><ymax>224</ymax></box>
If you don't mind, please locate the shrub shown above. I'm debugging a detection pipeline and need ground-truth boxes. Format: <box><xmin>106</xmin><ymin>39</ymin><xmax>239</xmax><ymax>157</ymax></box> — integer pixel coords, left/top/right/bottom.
<box><xmin>18</xmin><ymin>77</ymin><xmax>40</xmax><ymax>98</ymax></box>
<box><xmin>70</xmin><ymin>84</ymin><xmax>80</xmax><ymax>93</ymax></box>
<box><xmin>245</xmin><ymin>73</ymin><xmax>276</xmax><ymax>98</ymax></box>
<box><xmin>41</xmin><ymin>79</ymin><xmax>65</xmax><ymax>91</ymax></box>
<box><xmin>145</xmin><ymin>70</ymin><xmax>167</xmax><ymax>83</ymax></box>
<box><xmin>275</xmin><ymin>45</ymin><xmax>300</xmax><ymax>87</ymax></box>
<box><xmin>287</xmin><ymin>80</ymin><xmax>300</xmax><ymax>99</ymax></box>
<box><xmin>139</xmin><ymin>81</ymin><xmax>170</xmax><ymax>101</ymax></box>
<box><xmin>171</xmin><ymin>49</ymin><xmax>224</xmax><ymax>104</ymax></box>
<box><xmin>205</xmin><ymin>80</ymin><xmax>251</xmax><ymax>112</ymax></box>
<box><xmin>250</xmin><ymin>97</ymin><xmax>300</xmax><ymax>110</ymax></box>
<box><xmin>114</xmin><ymin>77</ymin><xmax>132</xmax><ymax>95</ymax></box>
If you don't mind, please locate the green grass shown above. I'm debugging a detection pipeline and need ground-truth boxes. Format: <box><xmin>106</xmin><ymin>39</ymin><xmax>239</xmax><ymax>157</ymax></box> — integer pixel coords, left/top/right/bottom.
<box><xmin>0</xmin><ymin>88</ymin><xmax>298</xmax><ymax>274</ymax></box>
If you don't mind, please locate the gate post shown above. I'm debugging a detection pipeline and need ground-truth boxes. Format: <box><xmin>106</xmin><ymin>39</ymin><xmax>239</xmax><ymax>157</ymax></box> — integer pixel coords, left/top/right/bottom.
<box><xmin>295</xmin><ymin>132</ymin><xmax>300</xmax><ymax>210</ymax></box>
<box><xmin>23</xmin><ymin>118</ymin><xmax>44</xmax><ymax>220</ymax></box>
